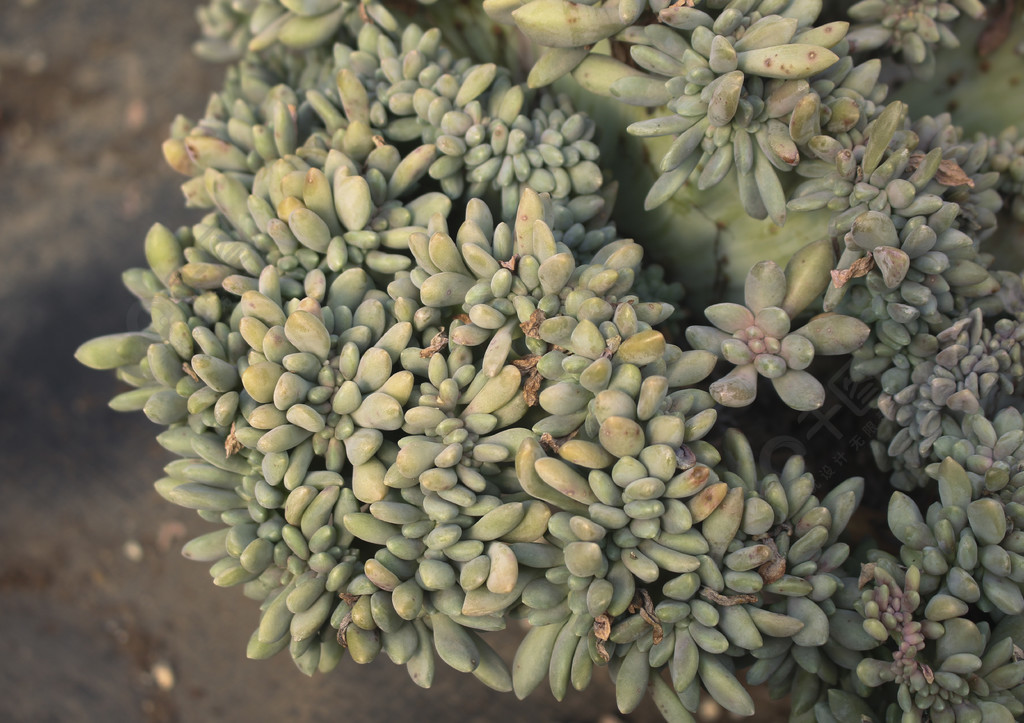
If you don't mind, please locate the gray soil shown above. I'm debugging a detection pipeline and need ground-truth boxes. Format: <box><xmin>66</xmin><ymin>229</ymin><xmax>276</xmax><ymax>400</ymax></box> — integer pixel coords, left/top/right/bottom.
<box><xmin>0</xmin><ymin>2</ymin><xmax>787</xmax><ymax>721</ymax></box>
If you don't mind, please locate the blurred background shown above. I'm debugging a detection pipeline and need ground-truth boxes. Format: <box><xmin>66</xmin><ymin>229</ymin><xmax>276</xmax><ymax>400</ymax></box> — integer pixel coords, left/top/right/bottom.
<box><xmin>0</xmin><ymin>1</ymin><xmax>785</xmax><ymax>720</ymax></box>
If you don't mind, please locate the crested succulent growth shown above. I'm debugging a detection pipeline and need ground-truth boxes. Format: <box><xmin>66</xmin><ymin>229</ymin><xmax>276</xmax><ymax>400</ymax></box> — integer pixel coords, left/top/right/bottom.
<box><xmin>78</xmin><ymin>1</ymin><xmax>1024</xmax><ymax>721</ymax></box>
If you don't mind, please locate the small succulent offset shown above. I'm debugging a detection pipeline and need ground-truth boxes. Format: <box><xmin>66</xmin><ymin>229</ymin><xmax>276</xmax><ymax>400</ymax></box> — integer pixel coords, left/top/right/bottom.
<box><xmin>687</xmin><ymin>245</ymin><xmax>870</xmax><ymax>410</ymax></box>
<box><xmin>78</xmin><ymin>1</ymin><xmax>1024</xmax><ymax>722</ymax></box>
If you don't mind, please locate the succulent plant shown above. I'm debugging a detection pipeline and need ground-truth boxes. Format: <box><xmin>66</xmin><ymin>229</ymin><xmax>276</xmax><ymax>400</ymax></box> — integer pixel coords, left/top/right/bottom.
<box><xmin>845</xmin><ymin>0</ymin><xmax>987</xmax><ymax>77</ymax></box>
<box><xmin>76</xmin><ymin>1</ymin><xmax>1024</xmax><ymax>722</ymax></box>
<box><xmin>852</xmin><ymin>559</ymin><xmax>1024</xmax><ymax>723</ymax></box>
<box><xmin>790</xmin><ymin>100</ymin><xmax>1003</xmax><ymax>388</ymax></box>
<box><xmin>885</xmin><ymin>456</ymin><xmax>1024</xmax><ymax>616</ymax></box>
<box><xmin>192</xmin><ymin>0</ymin><xmax>402</xmax><ymax>62</ymax></box>
<box><xmin>988</xmin><ymin>124</ymin><xmax>1024</xmax><ymax>222</ymax></box>
<box><xmin>686</xmin><ymin>246</ymin><xmax>870</xmax><ymax>410</ymax></box>
<box><xmin>928</xmin><ymin>407</ymin><xmax>1024</xmax><ymax>491</ymax></box>
<box><xmin>869</xmin><ymin>308</ymin><xmax>1024</xmax><ymax>488</ymax></box>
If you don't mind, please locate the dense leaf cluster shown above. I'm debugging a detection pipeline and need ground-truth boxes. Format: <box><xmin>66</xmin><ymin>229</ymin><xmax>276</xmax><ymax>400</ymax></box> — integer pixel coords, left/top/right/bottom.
<box><xmin>78</xmin><ymin>1</ymin><xmax>1024</xmax><ymax>721</ymax></box>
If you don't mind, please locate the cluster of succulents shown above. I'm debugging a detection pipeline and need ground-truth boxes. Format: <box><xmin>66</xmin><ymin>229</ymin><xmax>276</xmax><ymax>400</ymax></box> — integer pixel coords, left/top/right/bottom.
<box><xmin>78</xmin><ymin>0</ymin><xmax>1024</xmax><ymax>721</ymax></box>
<box><xmin>845</xmin><ymin>0</ymin><xmax>987</xmax><ymax>76</ymax></box>
<box><xmin>929</xmin><ymin>407</ymin><xmax>1024</xmax><ymax>490</ymax></box>
<box><xmin>193</xmin><ymin>0</ymin><xmax>404</xmax><ymax>61</ymax></box>
<box><xmin>790</xmin><ymin>99</ymin><xmax>1004</xmax><ymax>391</ymax></box>
<box><xmin>871</xmin><ymin>309</ymin><xmax>1024</xmax><ymax>488</ymax></box>
<box><xmin>499</xmin><ymin>0</ymin><xmax>886</xmax><ymax>222</ymax></box>
<box><xmin>850</xmin><ymin>559</ymin><xmax>1024</xmax><ymax>723</ymax></box>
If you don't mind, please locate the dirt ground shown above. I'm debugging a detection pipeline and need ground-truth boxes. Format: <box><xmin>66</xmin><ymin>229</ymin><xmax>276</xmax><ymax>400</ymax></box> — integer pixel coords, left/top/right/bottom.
<box><xmin>0</xmin><ymin>2</ymin><xmax>790</xmax><ymax>721</ymax></box>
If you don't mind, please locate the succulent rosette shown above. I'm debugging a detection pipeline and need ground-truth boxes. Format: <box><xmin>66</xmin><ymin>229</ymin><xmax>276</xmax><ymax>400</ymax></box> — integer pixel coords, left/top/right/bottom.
<box><xmin>514</xmin><ymin>423</ymin><xmax>863</xmax><ymax>717</ymax></box>
<box><xmin>789</xmin><ymin>101</ymin><xmax>1002</xmax><ymax>390</ymax></box>
<box><xmin>687</xmin><ymin>243</ymin><xmax>870</xmax><ymax>410</ymax></box>
<box><xmin>495</xmin><ymin>0</ymin><xmax>888</xmax><ymax>220</ymax></box>
<box><xmin>928</xmin><ymin>408</ymin><xmax>1024</xmax><ymax>492</ymax></box>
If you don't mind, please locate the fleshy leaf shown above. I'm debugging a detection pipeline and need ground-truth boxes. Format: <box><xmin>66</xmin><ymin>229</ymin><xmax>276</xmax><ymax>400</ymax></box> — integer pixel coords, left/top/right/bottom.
<box><xmin>771</xmin><ymin>369</ymin><xmax>825</xmax><ymax>410</ymax></box>
<box><xmin>872</xmin><ymin>246</ymin><xmax>910</xmax><ymax>289</ymax></box>
<box><xmin>745</xmin><ymin>261</ymin><xmax>787</xmax><ymax>313</ymax></box>
<box><xmin>782</xmin><ymin>239</ymin><xmax>834</xmax><ymax>317</ymax></box>
<box><xmin>795</xmin><ymin>314</ymin><xmax>870</xmax><ymax>355</ymax></box>
<box><xmin>705</xmin><ymin>303</ymin><xmax>755</xmax><ymax>333</ymax></box>
<box><xmin>710</xmin><ymin>364</ymin><xmax>758</xmax><ymax>407</ymax></box>
<box><xmin>849</xmin><ymin>211</ymin><xmax>898</xmax><ymax>250</ymax></box>
<box><xmin>754</xmin><ymin>307</ymin><xmax>791</xmax><ymax>339</ymax></box>
<box><xmin>685</xmin><ymin>325</ymin><xmax>731</xmax><ymax>355</ymax></box>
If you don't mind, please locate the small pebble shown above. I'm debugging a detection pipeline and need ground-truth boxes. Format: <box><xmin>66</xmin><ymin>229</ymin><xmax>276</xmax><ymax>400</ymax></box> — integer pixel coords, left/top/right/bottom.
<box><xmin>123</xmin><ymin>540</ymin><xmax>144</xmax><ymax>562</ymax></box>
<box><xmin>151</xmin><ymin>660</ymin><xmax>175</xmax><ymax>691</ymax></box>
<box><xmin>699</xmin><ymin>695</ymin><xmax>723</xmax><ymax>720</ymax></box>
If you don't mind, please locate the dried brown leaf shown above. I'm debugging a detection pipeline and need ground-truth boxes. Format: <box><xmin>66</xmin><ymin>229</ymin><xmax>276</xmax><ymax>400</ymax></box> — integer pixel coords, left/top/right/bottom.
<box><xmin>539</xmin><ymin>429</ymin><xmax>579</xmax><ymax>453</ymax></box>
<box><xmin>182</xmin><ymin>362</ymin><xmax>200</xmax><ymax>382</ymax></box>
<box><xmin>755</xmin><ymin>537</ymin><xmax>786</xmax><ymax>583</ymax></box>
<box><xmin>601</xmin><ymin>335</ymin><xmax>622</xmax><ymax>359</ymax></box>
<box><xmin>512</xmin><ymin>354</ymin><xmax>543</xmax><ymax>406</ymax></box>
<box><xmin>699</xmin><ymin>588</ymin><xmax>759</xmax><ymax>606</ymax></box>
<box><xmin>647</xmin><ymin>618</ymin><xmax>664</xmax><ymax>645</ymax></box>
<box><xmin>336</xmin><ymin>610</ymin><xmax>353</xmax><ymax>647</ymax></box>
<box><xmin>594</xmin><ymin>613</ymin><xmax>612</xmax><ymax>641</ymax></box>
<box><xmin>511</xmin><ymin>355</ymin><xmax>540</xmax><ymax>372</ymax></box>
<box><xmin>831</xmin><ymin>254</ymin><xmax>875</xmax><ymax>289</ymax></box>
<box><xmin>758</xmin><ymin>556</ymin><xmax>787</xmax><ymax>584</ymax></box>
<box><xmin>935</xmin><ymin>158</ymin><xmax>975</xmax><ymax>188</ymax></box>
<box><xmin>520</xmin><ymin>309</ymin><xmax>546</xmax><ymax>339</ymax></box>
<box><xmin>420</xmin><ymin>328</ymin><xmax>448</xmax><ymax>358</ymax></box>
<box><xmin>225</xmin><ymin>423</ymin><xmax>243</xmax><ymax>457</ymax></box>
<box><xmin>523</xmin><ymin>370</ymin><xmax>542</xmax><ymax>407</ymax></box>
<box><xmin>500</xmin><ymin>254</ymin><xmax>519</xmax><ymax>272</ymax></box>
<box><xmin>637</xmin><ymin>589</ymin><xmax>663</xmax><ymax>645</ymax></box>
<box><xmin>858</xmin><ymin>562</ymin><xmax>877</xmax><ymax>589</ymax></box>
